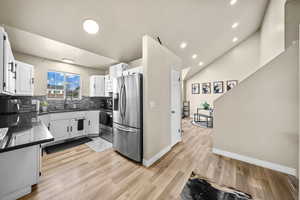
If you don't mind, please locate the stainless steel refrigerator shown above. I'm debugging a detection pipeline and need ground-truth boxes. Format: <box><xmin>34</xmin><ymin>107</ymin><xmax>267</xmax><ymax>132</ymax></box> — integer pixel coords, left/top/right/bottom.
<box><xmin>112</xmin><ymin>74</ymin><xmax>143</xmax><ymax>162</ymax></box>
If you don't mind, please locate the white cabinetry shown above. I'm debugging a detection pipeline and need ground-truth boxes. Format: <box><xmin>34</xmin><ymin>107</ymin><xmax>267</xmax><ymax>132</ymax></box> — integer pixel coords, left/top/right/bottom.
<box><xmin>0</xmin><ymin>145</ymin><xmax>40</xmax><ymax>200</ymax></box>
<box><xmin>0</xmin><ymin>27</ymin><xmax>16</xmax><ymax>95</ymax></box>
<box><xmin>90</xmin><ymin>75</ymin><xmax>105</xmax><ymax>97</ymax></box>
<box><xmin>15</xmin><ymin>61</ymin><xmax>34</xmax><ymax>96</ymax></box>
<box><xmin>39</xmin><ymin>111</ymin><xmax>91</xmax><ymax>143</ymax></box>
<box><xmin>123</xmin><ymin>66</ymin><xmax>143</xmax><ymax>75</ymax></box>
<box><xmin>109</xmin><ymin>63</ymin><xmax>128</xmax><ymax>78</ymax></box>
<box><xmin>50</xmin><ymin>119</ymin><xmax>70</xmax><ymax>141</ymax></box>
<box><xmin>104</xmin><ymin>75</ymin><xmax>113</xmax><ymax>97</ymax></box>
<box><xmin>86</xmin><ymin>111</ymin><xmax>99</xmax><ymax>135</ymax></box>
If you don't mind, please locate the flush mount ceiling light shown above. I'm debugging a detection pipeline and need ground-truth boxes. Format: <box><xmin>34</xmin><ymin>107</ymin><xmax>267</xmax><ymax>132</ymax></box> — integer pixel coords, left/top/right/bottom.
<box><xmin>232</xmin><ymin>37</ymin><xmax>238</xmax><ymax>42</ymax></box>
<box><xmin>232</xmin><ymin>22</ymin><xmax>239</xmax><ymax>29</ymax></box>
<box><xmin>198</xmin><ymin>61</ymin><xmax>204</xmax><ymax>66</ymax></box>
<box><xmin>192</xmin><ymin>54</ymin><xmax>198</xmax><ymax>59</ymax></box>
<box><xmin>62</xmin><ymin>58</ymin><xmax>75</xmax><ymax>64</ymax></box>
<box><xmin>230</xmin><ymin>0</ymin><xmax>237</xmax><ymax>5</ymax></box>
<box><xmin>83</xmin><ymin>19</ymin><xmax>99</xmax><ymax>34</ymax></box>
<box><xmin>180</xmin><ymin>42</ymin><xmax>187</xmax><ymax>49</ymax></box>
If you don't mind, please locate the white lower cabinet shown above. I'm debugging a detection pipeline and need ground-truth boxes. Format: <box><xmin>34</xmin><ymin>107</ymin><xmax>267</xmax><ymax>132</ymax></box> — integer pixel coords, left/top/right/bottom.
<box><xmin>69</xmin><ymin>118</ymin><xmax>80</xmax><ymax>138</ymax></box>
<box><xmin>50</xmin><ymin>119</ymin><xmax>70</xmax><ymax>141</ymax></box>
<box><xmin>86</xmin><ymin>111</ymin><xmax>99</xmax><ymax>135</ymax></box>
<box><xmin>0</xmin><ymin>145</ymin><xmax>40</xmax><ymax>200</ymax></box>
<box><xmin>39</xmin><ymin>111</ymin><xmax>99</xmax><ymax>144</ymax></box>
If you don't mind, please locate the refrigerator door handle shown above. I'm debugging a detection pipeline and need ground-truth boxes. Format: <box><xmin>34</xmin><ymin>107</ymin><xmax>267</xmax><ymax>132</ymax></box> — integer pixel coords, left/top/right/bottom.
<box><xmin>115</xmin><ymin>124</ymin><xmax>136</xmax><ymax>132</ymax></box>
<box><xmin>119</xmin><ymin>83</ymin><xmax>124</xmax><ymax>119</ymax></box>
<box><xmin>122</xmin><ymin>84</ymin><xmax>127</xmax><ymax>119</ymax></box>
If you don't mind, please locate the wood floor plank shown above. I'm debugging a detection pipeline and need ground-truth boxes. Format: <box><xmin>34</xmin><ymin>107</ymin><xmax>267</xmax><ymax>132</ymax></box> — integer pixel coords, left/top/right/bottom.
<box><xmin>19</xmin><ymin>118</ymin><xmax>298</xmax><ymax>200</ymax></box>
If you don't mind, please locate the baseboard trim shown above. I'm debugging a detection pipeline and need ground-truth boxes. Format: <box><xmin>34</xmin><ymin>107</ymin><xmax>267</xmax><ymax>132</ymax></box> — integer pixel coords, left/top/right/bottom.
<box><xmin>143</xmin><ymin>145</ymin><xmax>171</xmax><ymax>167</ymax></box>
<box><xmin>212</xmin><ymin>148</ymin><xmax>296</xmax><ymax>176</ymax></box>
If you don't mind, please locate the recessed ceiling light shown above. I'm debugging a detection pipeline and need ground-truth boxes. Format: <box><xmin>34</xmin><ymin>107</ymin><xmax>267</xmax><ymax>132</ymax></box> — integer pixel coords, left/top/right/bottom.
<box><xmin>62</xmin><ymin>58</ymin><xmax>75</xmax><ymax>64</ymax></box>
<box><xmin>83</xmin><ymin>19</ymin><xmax>99</xmax><ymax>34</ymax></box>
<box><xmin>180</xmin><ymin>42</ymin><xmax>187</xmax><ymax>49</ymax></box>
<box><xmin>198</xmin><ymin>61</ymin><xmax>204</xmax><ymax>66</ymax></box>
<box><xmin>232</xmin><ymin>37</ymin><xmax>238</xmax><ymax>42</ymax></box>
<box><xmin>192</xmin><ymin>54</ymin><xmax>197</xmax><ymax>59</ymax></box>
<box><xmin>232</xmin><ymin>22</ymin><xmax>239</xmax><ymax>29</ymax></box>
<box><xmin>230</xmin><ymin>0</ymin><xmax>237</xmax><ymax>5</ymax></box>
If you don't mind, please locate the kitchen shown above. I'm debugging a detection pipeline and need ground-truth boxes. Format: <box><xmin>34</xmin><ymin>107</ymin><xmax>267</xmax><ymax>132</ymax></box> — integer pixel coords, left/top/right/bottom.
<box><xmin>0</xmin><ymin>26</ymin><xmax>146</xmax><ymax>200</ymax></box>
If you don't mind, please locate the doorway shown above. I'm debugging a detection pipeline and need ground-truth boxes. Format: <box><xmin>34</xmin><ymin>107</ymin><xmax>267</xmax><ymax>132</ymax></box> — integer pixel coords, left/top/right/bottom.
<box><xmin>170</xmin><ymin>69</ymin><xmax>182</xmax><ymax>147</ymax></box>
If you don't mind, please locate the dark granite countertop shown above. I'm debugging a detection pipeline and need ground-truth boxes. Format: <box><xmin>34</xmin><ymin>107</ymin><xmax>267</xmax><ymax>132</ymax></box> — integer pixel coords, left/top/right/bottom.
<box><xmin>0</xmin><ymin>114</ymin><xmax>54</xmax><ymax>153</ymax></box>
<box><xmin>38</xmin><ymin>108</ymin><xmax>103</xmax><ymax>116</ymax></box>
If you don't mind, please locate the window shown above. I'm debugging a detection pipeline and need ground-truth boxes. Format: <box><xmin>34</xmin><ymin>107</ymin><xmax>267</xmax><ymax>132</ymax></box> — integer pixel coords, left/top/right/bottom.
<box><xmin>47</xmin><ymin>71</ymin><xmax>80</xmax><ymax>99</ymax></box>
<box><xmin>66</xmin><ymin>73</ymin><xmax>80</xmax><ymax>99</ymax></box>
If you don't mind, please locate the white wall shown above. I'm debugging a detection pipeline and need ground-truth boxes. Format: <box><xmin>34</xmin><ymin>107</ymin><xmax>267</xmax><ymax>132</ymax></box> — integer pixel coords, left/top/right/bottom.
<box><xmin>260</xmin><ymin>0</ymin><xmax>286</xmax><ymax>66</ymax></box>
<box><xmin>128</xmin><ymin>58</ymin><xmax>142</xmax><ymax>68</ymax></box>
<box><xmin>186</xmin><ymin>32</ymin><xmax>260</xmax><ymax>114</ymax></box>
<box><xmin>213</xmin><ymin>43</ymin><xmax>299</xmax><ymax>174</ymax></box>
<box><xmin>13</xmin><ymin>52</ymin><xmax>105</xmax><ymax>96</ymax></box>
<box><xmin>142</xmin><ymin>35</ymin><xmax>182</xmax><ymax>162</ymax></box>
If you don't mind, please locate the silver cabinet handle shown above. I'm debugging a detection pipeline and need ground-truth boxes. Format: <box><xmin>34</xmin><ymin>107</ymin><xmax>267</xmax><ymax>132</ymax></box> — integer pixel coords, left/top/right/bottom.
<box><xmin>67</xmin><ymin>126</ymin><xmax>69</xmax><ymax>132</ymax></box>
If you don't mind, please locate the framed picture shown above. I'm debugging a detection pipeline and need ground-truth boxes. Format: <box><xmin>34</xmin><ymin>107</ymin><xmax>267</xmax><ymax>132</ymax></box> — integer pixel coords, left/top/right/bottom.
<box><xmin>201</xmin><ymin>82</ymin><xmax>211</xmax><ymax>94</ymax></box>
<box><xmin>192</xmin><ymin>83</ymin><xmax>200</xmax><ymax>94</ymax></box>
<box><xmin>213</xmin><ymin>81</ymin><xmax>224</xmax><ymax>94</ymax></box>
<box><xmin>226</xmin><ymin>80</ymin><xmax>238</xmax><ymax>91</ymax></box>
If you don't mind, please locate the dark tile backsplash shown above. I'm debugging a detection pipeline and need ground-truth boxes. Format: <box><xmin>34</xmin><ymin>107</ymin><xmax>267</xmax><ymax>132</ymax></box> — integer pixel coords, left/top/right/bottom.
<box><xmin>0</xmin><ymin>95</ymin><xmax>109</xmax><ymax>113</ymax></box>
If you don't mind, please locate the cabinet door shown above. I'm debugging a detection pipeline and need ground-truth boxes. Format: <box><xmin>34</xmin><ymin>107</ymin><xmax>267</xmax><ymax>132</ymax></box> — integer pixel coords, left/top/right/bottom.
<box><xmin>69</xmin><ymin>119</ymin><xmax>81</xmax><ymax>137</ymax></box>
<box><xmin>90</xmin><ymin>76</ymin><xmax>104</xmax><ymax>97</ymax></box>
<box><xmin>87</xmin><ymin>111</ymin><xmax>99</xmax><ymax>134</ymax></box>
<box><xmin>3</xmin><ymin>32</ymin><xmax>15</xmax><ymax>94</ymax></box>
<box><xmin>50</xmin><ymin>119</ymin><xmax>70</xmax><ymax>141</ymax></box>
<box><xmin>104</xmin><ymin>75</ymin><xmax>112</xmax><ymax>97</ymax></box>
<box><xmin>95</xmin><ymin>76</ymin><xmax>105</xmax><ymax>96</ymax></box>
<box><xmin>15</xmin><ymin>61</ymin><xmax>34</xmax><ymax>96</ymax></box>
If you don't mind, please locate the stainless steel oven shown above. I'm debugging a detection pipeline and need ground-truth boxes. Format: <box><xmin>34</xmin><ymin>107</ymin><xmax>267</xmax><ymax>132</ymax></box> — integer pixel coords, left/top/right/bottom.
<box><xmin>99</xmin><ymin>110</ymin><xmax>112</xmax><ymax>142</ymax></box>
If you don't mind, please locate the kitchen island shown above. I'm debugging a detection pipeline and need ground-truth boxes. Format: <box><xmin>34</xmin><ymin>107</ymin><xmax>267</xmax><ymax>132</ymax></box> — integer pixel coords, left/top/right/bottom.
<box><xmin>0</xmin><ymin>118</ymin><xmax>54</xmax><ymax>200</ymax></box>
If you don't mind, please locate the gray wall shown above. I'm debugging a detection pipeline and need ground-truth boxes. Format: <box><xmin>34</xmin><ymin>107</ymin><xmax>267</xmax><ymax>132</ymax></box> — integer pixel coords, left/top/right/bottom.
<box><xmin>13</xmin><ymin>52</ymin><xmax>105</xmax><ymax>96</ymax></box>
<box><xmin>285</xmin><ymin>0</ymin><xmax>300</xmax><ymax>47</ymax></box>
<box><xmin>260</xmin><ymin>0</ymin><xmax>286</xmax><ymax>66</ymax></box>
<box><xmin>142</xmin><ymin>35</ymin><xmax>182</xmax><ymax>161</ymax></box>
<box><xmin>214</xmin><ymin>43</ymin><xmax>299</xmax><ymax>171</ymax></box>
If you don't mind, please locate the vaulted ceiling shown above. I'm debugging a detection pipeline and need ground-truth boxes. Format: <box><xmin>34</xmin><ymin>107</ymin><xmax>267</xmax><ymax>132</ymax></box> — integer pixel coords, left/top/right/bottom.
<box><xmin>0</xmin><ymin>0</ymin><xmax>268</xmax><ymax>78</ymax></box>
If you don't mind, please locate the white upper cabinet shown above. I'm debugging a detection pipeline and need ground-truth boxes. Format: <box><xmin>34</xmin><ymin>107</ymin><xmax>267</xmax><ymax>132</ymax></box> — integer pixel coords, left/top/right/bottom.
<box><xmin>0</xmin><ymin>28</ymin><xmax>16</xmax><ymax>95</ymax></box>
<box><xmin>90</xmin><ymin>75</ymin><xmax>105</xmax><ymax>97</ymax></box>
<box><xmin>123</xmin><ymin>66</ymin><xmax>143</xmax><ymax>76</ymax></box>
<box><xmin>109</xmin><ymin>63</ymin><xmax>128</xmax><ymax>78</ymax></box>
<box><xmin>15</xmin><ymin>61</ymin><xmax>34</xmax><ymax>96</ymax></box>
<box><xmin>104</xmin><ymin>75</ymin><xmax>113</xmax><ymax>97</ymax></box>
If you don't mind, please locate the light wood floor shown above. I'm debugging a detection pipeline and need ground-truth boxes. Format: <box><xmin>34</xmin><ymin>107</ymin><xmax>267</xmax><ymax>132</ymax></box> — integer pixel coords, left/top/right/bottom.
<box><xmin>20</xmin><ymin>119</ymin><xmax>298</xmax><ymax>200</ymax></box>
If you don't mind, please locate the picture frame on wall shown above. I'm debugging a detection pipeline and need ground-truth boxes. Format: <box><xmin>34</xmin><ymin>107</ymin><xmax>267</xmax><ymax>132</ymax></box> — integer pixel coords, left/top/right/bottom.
<box><xmin>213</xmin><ymin>81</ymin><xmax>224</xmax><ymax>94</ymax></box>
<box><xmin>202</xmin><ymin>82</ymin><xmax>211</xmax><ymax>94</ymax></box>
<box><xmin>192</xmin><ymin>83</ymin><xmax>200</xmax><ymax>94</ymax></box>
<box><xmin>226</xmin><ymin>80</ymin><xmax>238</xmax><ymax>91</ymax></box>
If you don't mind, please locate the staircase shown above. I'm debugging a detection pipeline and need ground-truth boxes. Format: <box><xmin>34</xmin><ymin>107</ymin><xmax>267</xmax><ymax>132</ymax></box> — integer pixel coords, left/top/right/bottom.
<box><xmin>212</xmin><ymin>42</ymin><xmax>299</xmax><ymax>176</ymax></box>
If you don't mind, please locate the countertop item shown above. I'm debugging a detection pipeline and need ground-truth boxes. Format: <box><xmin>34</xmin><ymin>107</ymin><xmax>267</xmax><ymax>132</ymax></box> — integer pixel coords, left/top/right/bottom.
<box><xmin>0</xmin><ymin>113</ymin><xmax>54</xmax><ymax>153</ymax></box>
